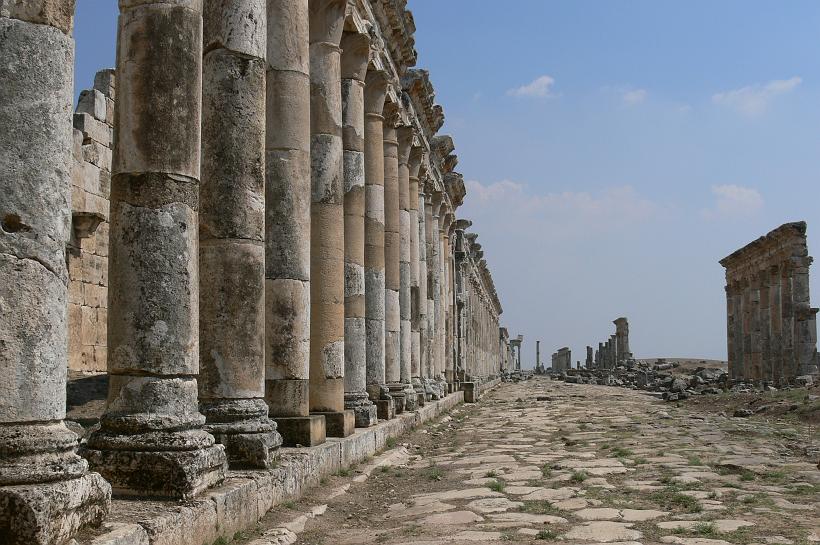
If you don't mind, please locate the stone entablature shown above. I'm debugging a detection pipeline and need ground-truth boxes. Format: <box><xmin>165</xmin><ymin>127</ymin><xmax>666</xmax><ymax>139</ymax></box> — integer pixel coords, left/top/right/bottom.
<box><xmin>720</xmin><ymin>221</ymin><xmax>819</xmax><ymax>382</ymax></box>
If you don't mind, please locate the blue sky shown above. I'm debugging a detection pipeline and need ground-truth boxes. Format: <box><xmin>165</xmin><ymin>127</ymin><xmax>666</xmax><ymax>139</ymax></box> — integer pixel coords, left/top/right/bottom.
<box><xmin>73</xmin><ymin>1</ymin><xmax>820</xmax><ymax>366</ymax></box>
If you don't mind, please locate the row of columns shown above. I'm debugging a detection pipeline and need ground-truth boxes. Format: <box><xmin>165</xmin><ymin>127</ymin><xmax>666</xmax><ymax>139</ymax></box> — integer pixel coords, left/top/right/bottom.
<box><xmin>726</xmin><ymin>259</ymin><xmax>819</xmax><ymax>381</ymax></box>
<box><xmin>0</xmin><ymin>1</ymin><xmax>488</xmax><ymax>541</ymax></box>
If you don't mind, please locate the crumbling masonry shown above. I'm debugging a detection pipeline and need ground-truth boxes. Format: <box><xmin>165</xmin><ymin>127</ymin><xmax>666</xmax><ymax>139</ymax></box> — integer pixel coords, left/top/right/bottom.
<box><xmin>720</xmin><ymin>222</ymin><xmax>820</xmax><ymax>382</ymax></box>
<box><xmin>0</xmin><ymin>1</ymin><xmax>514</xmax><ymax>543</ymax></box>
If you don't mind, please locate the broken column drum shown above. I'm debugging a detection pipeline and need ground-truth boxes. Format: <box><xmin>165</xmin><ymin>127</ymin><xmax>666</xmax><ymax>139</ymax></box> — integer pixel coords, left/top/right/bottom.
<box><xmin>341</xmin><ymin>31</ymin><xmax>378</xmax><ymax>428</ymax></box>
<box><xmin>0</xmin><ymin>3</ymin><xmax>111</xmax><ymax>542</ymax></box>
<box><xmin>198</xmin><ymin>0</ymin><xmax>281</xmax><ymax>469</ymax></box>
<box><xmin>84</xmin><ymin>0</ymin><xmax>228</xmax><ymax>498</ymax></box>
<box><xmin>265</xmin><ymin>0</ymin><xmax>326</xmax><ymax>447</ymax></box>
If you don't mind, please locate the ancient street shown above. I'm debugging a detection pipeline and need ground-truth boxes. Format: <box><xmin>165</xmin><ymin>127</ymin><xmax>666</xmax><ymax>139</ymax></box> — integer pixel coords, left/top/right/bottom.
<box><xmin>244</xmin><ymin>379</ymin><xmax>819</xmax><ymax>545</ymax></box>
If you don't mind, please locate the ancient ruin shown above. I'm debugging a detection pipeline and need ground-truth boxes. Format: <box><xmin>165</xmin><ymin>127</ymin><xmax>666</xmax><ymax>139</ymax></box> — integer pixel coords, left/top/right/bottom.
<box><xmin>0</xmin><ymin>1</ymin><xmax>514</xmax><ymax>543</ymax></box>
<box><xmin>720</xmin><ymin>221</ymin><xmax>820</xmax><ymax>382</ymax></box>
<box><xmin>589</xmin><ymin>317</ymin><xmax>633</xmax><ymax>370</ymax></box>
<box><xmin>551</xmin><ymin>347</ymin><xmax>572</xmax><ymax>372</ymax></box>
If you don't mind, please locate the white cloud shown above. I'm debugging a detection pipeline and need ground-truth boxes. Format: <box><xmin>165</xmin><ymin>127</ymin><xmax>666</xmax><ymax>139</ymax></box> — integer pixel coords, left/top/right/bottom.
<box><xmin>702</xmin><ymin>184</ymin><xmax>763</xmax><ymax>219</ymax></box>
<box><xmin>622</xmin><ymin>88</ymin><xmax>648</xmax><ymax>105</ymax></box>
<box><xmin>507</xmin><ymin>75</ymin><xmax>556</xmax><ymax>98</ymax></box>
<box><xmin>464</xmin><ymin>180</ymin><xmax>660</xmax><ymax>239</ymax></box>
<box><xmin>712</xmin><ymin>77</ymin><xmax>801</xmax><ymax>116</ymax></box>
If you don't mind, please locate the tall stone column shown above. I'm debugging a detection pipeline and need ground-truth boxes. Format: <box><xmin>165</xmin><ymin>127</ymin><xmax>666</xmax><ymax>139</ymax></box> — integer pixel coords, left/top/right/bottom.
<box><xmin>412</xmin><ymin>161</ymin><xmax>427</xmax><ymax>400</ymax></box>
<box><xmin>85</xmin><ymin>0</ymin><xmax>228</xmax><ymax>498</ymax></box>
<box><xmin>426</xmin><ymin>196</ymin><xmax>442</xmax><ymax>398</ymax></box>
<box><xmin>758</xmin><ymin>270</ymin><xmax>772</xmax><ymax>381</ymax></box>
<box><xmin>397</xmin><ymin>126</ymin><xmax>417</xmax><ymax>410</ymax></box>
<box><xmin>732</xmin><ymin>283</ymin><xmax>745</xmax><ymax>380</ymax></box>
<box><xmin>725</xmin><ymin>284</ymin><xmax>736</xmax><ymax>379</ymax></box>
<box><xmin>363</xmin><ymin>69</ymin><xmax>391</xmax><ymax>417</ymax></box>
<box><xmin>198</xmin><ymin>0</ymin><xmax>281</xmax><ymax>469</ymax></box>
<box><xmin>442</xmin><ymin>220</ymin><xmax>453</xmax><ymax>388</ymax></box>
<box><xmin>0</xmin><ymin>4</ymin><xmax>111</xmax><ymax>542</ymax></box>
<box><xmin>265</xmin><ymin>0</ymin><xmax>325</xmax><ymax>447</ymax></box>
<box><xmin>780</xmin><ymin>269</ymin><xmax>794</xmax><ymax>380</ymax></box>
<box><xmin>307</xmin><ymin>0</ymin><xmax>354</xmax><ymax>438</ymax></box>
<box><xmin>418</xmin><ymin>186</ymin><xmax>431</xmax><ymax>398</ymax></box>
<box><xmin>769</xmin><ymin>269</ymin><xmax>783</xmax><ymax>383</ymax></box>
<box><xmin>383</xmin><ymin>102</ymin><xmax>406</xmax><ymax>411</ymax></box>
<box><xmin>340</xmin><ymin>31</ymin><xmax>377</xmax><ymax>428</ymax></box>
<box><xmin>750</xmin><ymin>277</ymin><xmax>762</xmax><ymax>380</ymax></box>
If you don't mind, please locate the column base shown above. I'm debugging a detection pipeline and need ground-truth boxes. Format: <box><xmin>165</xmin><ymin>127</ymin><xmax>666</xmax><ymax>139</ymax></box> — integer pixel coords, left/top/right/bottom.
<box><xmin>0</xmin><ymin>473</ymin><xmax>111</xmax><ymax>545</ymax></box>
<box><xmin>375</xmin><ymin>399</ymin><xmax>395</xmax><ymax>420</ymax></box>
<box><xmin>275</xmin><ymin>415</ymin><xmax>326</xmax><ymax>447</ymax></box>
<box><xmin>311</xmin><ymin>410</ymin><xmax>355</xmax><ymax>438</ymax></box>
<box><xmin>344</xmin><ymin>392</ymin><xmax>378</xmax><ymax>428</ymax></box>
<box><xmin>82</xmin><ymin>444</ymin><xmax>227</xmax><ymax>500</ymax></box>
<box><xmin>387</xmin><ymin>383</ymin><xmax>407</xmax><ymax>413</ymax></box>
<box><xmin>402</xmin><ymin>386</ymin><xmax>418</xmax><ymax>411</ymax></box>
<box><xmin>461</xmin><ymin>382</ymin><xmax>477</xmax><ymax>403</ymax></box>
<box><xmin>207</xmin><ymin>430</ymin><xmax>282</xmax><ymax>469</ymax></box>
<box><xmin>202</xmin><ymin>399</ymin><xmax>282</xmax><ymax>469</ymax></box>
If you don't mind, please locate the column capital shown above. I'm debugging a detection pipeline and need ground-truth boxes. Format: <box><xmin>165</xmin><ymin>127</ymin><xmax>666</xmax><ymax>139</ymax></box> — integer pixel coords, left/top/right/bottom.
<box><xmin>340</xmin><ymin>31</ymin><xmax>371</xmax><ymax>82</ymax></box>
<box><xmin>364</xmin><ymin>69</ymin><xmax>389</xmax><ymax>115</ymax></box>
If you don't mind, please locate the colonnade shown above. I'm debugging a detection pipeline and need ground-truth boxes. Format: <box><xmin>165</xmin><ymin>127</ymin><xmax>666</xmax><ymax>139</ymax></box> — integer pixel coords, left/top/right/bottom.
<box><xmin>0</xmin><ymin>1</ymin><xmax>511</xmax><ymax>542</ymax></box>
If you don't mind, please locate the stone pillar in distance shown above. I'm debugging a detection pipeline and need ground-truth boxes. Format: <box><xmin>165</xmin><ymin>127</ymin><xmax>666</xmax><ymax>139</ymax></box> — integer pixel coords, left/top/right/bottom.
<box><xmin>265</xmin><ymin>0</ymin><xmax>326</xmax><ymax>447</ymax></box>
<box><xmin>408</xmin><ymin>146</ymin><xmax>425</xmax><ymax>405</ymax></box>
<box><xmin>397</xmin><ymin>126</ymin><xmax>417</xmax><ymax>410</ymax></box>
<box><xmin>340</xmin><ymin>31</ymin><xmax>378</xmax><ymax>427</ymax></box>
<box><xmin>198</xmin><ymin>0</ymin><xmax>281</xmax><ymax>468</ymax></box>
<box><xmin>0</xmin><ymin>4</ymin><xmax>111</xmax><ymax>541</ymax></box>
<box><xmin>84</xmin><ymin>0</ymin><xmax>228</xmax><ymax>498</ymax></box>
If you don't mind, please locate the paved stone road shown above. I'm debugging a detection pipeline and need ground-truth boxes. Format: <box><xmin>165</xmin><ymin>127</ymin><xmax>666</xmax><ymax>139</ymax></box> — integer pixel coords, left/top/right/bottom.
<box><xmin>244</xmin><ymin>378</ymin><xmax>819</xmax><ymax>545</ymax></box>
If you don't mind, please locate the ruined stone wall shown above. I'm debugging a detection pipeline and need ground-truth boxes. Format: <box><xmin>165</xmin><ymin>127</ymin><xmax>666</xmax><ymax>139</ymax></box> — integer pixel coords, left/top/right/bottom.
<box><xmin>67</xmin><ymin>70</ymin><xmax>115</xmax><ymax>373</ymax></box>
<box><xmin>720</xmin><ymin>222</ymin><xmax>820</xmax><ymax>381</ymax></box>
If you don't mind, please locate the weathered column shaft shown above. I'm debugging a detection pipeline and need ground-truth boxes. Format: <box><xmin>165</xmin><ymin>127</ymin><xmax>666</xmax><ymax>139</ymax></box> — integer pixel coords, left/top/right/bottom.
<box><xmin>86</xmin><ymin>0</ymin><xmax>228</xmax><ymax>498</ymax></box>
<box><xmin>341</xmin><ymin>31</ymin><xmax>377</xmax><ymax>427</ymax></box>
<box><xmin>308</xmin><ymin>0</ymin><xmax>352</xmax><ymax>439</ymax></box>
<box><xmin>363</xmin><ymin>70</ymin><xmax>389</xmax><ymax>399</ymax></box>
<box><xmin>417</xmin><ymin>185</ymin><xmax>429</xmax><ymax>385</ymax></box>
<box><xmin>396</xmin><ymin>126</ymin><xmax>416</xmax><ymax>409</ymax></box>
<box><xmin>265</xmin><ymin>0</ymin><xmax>311</xmax><ymax>417</ymax></box>
<box><xmin>409</xmin><ymin>150</ymin><xmax>423</xmax><ymax>387</ymax></box>
<box><xmin>0</xmin><ymin>4</ymin><xmax>111</xmax><ymax>541</ymax></box>
<box><xmin>198</xmin><ymin>0</ymin><xmax>281</xmax><ymax>469</ymax></box>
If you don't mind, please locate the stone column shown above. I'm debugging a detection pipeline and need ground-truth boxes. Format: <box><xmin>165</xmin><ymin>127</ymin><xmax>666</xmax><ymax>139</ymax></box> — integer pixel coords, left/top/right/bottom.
<box><xmin>307</xmin><ymin>0</ymin><xmax>354</xmax><ymax>438</ymax></box>
<box><xmin>198</xmin><ymin>0</ymin><xmax>281</xmax><ymax>469</ymax></box>
<box><xmin>792</xmin><ymin>257</ymin><xmax>819</xmax><ymax>377</ymax></box>
<box><xmin>397</xmin><ymin>126</ymin><xmax>417</xmax><ymax>410</ymax></box>
<box><xmin>758</xmin><ymin>270</ymin><xmax>772</xmax><ymax>381</ymax></box>
<box><xmin>363</xmin><ymin>69</ymin><xmax>391</xmax><ymax>418</ymax></box>
<box><xmin>780</xmin><ymin>269</ymin><xmax>794</xmax><ymax>380</ymax></box>
<box><xmin>265</xmin><ymin>0</ymin><xmax>326</xmax><ymax>447</ymax></box>
<box><xmin>750</xmin><ymin>276</ymin><xmax>762</xmax><ymax>380</ymax></box>
<box><xmin>410</xmin><ymin>153</ymin><xmax>425</xmax><ymax>402</ymax></box>
<box><xmin>769</xmin><ymin>268</ymin><xmax>783</xmax><ymax>383</ymax></box>
<box><xmin>0</xmin><ymin>4</ymin><xmax>111</xmax><ymax>541</ymax></box>
<box><xmin>725</xmin><ymin>284</ymin><xmax>736</xmax><ymax>379</ymax></box>
<box><xmin>383</xmin><ymin>101</ymin><xmax>406</xmax><ymax>412</ymax></box>
<box><xmin>340</xmin><ymin>31</ymin><xmax>377</xmax><ymax>428</ymax></box>
<box><xmin>427</xmin><ymin>196</ymin><xmax>442</xmax><ymax>398</ymax></box>
<box><xmin>85</xmin><ymin>0</ymin><xmax>228</xmax><ymax>498</ymax></box>
<box><xmin>418</xmin><ymin>185</ymin><xmax>431</xmax><ymax>398</ymax></box>
<box><xmin>585</xmin><ymin>346</ymin><xmax>594</xmax><ymax>368</ymax></box>
<box><xmin>443</xmin><ymin>222</ymin><xmax>454</xmax><ymax>387</ymax></box>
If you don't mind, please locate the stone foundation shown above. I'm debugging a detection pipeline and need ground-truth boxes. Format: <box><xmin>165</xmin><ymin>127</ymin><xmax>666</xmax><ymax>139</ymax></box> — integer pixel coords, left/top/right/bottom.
<box><xmin>78</xmin><ymin>390</ymin><xmax>468</xmax><ymax>545</ymax></box>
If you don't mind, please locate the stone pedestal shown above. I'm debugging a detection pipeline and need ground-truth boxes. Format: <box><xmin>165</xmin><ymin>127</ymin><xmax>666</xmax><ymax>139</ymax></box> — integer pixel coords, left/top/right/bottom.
<box><xmin>276</xmin><ymin>415</ymin><xmax>328</xmax><ymax>447</ymax></box>
<box><xmin>375</xmin><ymin>399</ymin><xmax>395</xmax><ymax>421</ymax></box>
<box><xmin>462</xmin><ymin>382</ymin><xmax>477</xmax><ymax>403</ymax></box>
<box><xmin>312</xmin><ymin>410</ymin><xmax>356</xmax><ymax>438</ymax></box>
<box><xmin>345</xmin><ymin>392</ymin><xmax>378</xmax><ymax>427</ymax></box>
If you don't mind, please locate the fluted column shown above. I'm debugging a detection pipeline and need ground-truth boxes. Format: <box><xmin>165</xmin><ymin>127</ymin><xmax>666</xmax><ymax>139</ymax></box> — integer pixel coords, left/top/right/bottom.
<box><xmin>363</xmin><ymin>70</ymin><xmax>390</xmax><ymax>412</ymax></box>
<box><xmin>383</xmin><ymin>101</ymin><xmax>406</xmax><ymax>411</ymax></box>
<box><xmin>409</xmin><ymin>148</ymin><xmax>424</xmax><ymax>401</ymax></box>
<box><xmin>265</xmin><ymin>0</ymin><xmax>325</xmax><ymax>447</ymax></box>
<box><xmin>198</xmin><ymin>0</ymin><xmax>281</xmax><ymax>469</ymax></box>
<box><xmin>341</xmin><ymin>31</ymin><xmax>377</xmax><ymax>428</ymax></box>
<box><xmin>307</xmin><ymin>0</ymin><xmax>354</xmax><ymax>438</ymax></box>
<box><xmin>0</xmin><ymin>4</ymin><xmax>111</xmax><ymax>541</ymax></box>
<box><xmin>397</xmin><ymin>126</ymin><xmax>417</xmax><ymax>410</ymax></box>
<box><xmin>85</xmin><ymin>0</ymin><xmax>228</xmax><ymax>498</ymax></box>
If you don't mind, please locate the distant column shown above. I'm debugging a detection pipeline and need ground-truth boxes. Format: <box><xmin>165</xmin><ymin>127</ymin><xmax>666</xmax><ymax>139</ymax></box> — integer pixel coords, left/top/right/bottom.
<box><xmin>417</xmin><ymin>183</ymin><xmax>430</xmax><ymax>398</ymax></box>
<box><xmin>769</xmin><ymin>269</ymin><xmax>783</xmax><ymax>383</ymax></box>
<box><xmin>397</xmin><ymin>126</ymin><xmax>417</xmax><ymax>410</ymax></box>
<box><xmin>793</xmin><ymin>257</ymin><xmax>819</xmax><ymax>376</ymax></box>
<box><xmin>408</xmin><ymin>146</ymin><xmax>425</xmax><ymax>403</ymax></box>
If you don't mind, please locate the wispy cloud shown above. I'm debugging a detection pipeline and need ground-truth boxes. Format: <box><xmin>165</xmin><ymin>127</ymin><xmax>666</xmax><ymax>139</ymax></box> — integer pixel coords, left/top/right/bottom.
<box><xmin>464</xmin><ymin>180</ymin><xmax>660</xmax><ymax>239</ymax></box>
<box><xmin>712</xmin><ymin>77</ymin><xmax>801</xmax><ymax>116</ymax></box>
<box><xmin>622</xmin><ymin>88</ymin><xmax>648</xmax><ymax>105</ymax></box>
<box><xmin>702</xmin><ymin>184</ymin><xmax>763</xmax><ymax>219</ymax></box>
<box><xmin>507</xmin><ymin>75</ymin><xmax>556</xmax><ymax>98</ymax></box>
